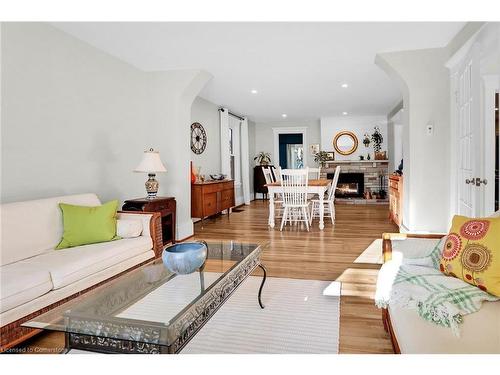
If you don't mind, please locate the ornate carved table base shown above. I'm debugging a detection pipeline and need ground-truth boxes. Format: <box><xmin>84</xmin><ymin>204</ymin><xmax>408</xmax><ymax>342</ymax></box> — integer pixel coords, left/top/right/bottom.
<box><xmin>65</xmin><ymin>258</ymin><xmax>267</xmax><ymax>354</ymax></box>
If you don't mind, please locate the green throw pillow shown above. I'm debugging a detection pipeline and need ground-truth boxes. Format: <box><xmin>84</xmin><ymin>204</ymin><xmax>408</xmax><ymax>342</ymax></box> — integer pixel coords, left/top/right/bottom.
<box><xmin>56</xmin><ymin>200</ymin><xmax>121</xmax><ymax>249</ymax></box>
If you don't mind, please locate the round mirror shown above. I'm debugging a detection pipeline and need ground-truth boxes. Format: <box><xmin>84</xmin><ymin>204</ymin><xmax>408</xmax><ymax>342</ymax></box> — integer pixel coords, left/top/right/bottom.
<box><xmin>333</xmin><ymin>131</ymin><xmax>358</xmax><ymax>156</ymax></box>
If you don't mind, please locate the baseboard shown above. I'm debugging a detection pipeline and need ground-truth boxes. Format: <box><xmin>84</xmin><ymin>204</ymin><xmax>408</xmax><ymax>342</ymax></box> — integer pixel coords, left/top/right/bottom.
<box><xmin>178</xmin><ymin>234</ymin><xmax>195</xmax><ymax>242</ymax></box>
<box><xmin>254</xmin><ymin>193</ymin><xmax>268</xmax><ymax>200</ymax></box>
<box><xmin>176</xmin><ymin>220</ymin><xmax>194</xmax><ymax>241</ymax></box>
<box><xmin>400</xmin><ymin>223</ymin><xmax>410</xmax><ymax>233</ymax></box>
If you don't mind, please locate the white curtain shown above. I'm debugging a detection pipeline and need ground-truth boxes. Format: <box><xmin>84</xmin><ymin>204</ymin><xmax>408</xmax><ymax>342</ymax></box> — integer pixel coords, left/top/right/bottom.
<box><xmin>240</xmin><ymin>118</ymin><xmax>251</xmax><ymax>205</ymax></box>
<box><xmin>219</xmin><ymin>108</ymin><xmax>231</xmax><ymax>177</ymax></box>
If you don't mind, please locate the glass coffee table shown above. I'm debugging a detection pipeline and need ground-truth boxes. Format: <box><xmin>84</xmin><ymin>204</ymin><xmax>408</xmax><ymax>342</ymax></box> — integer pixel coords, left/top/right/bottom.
<box><xmin>23</xmin><ymin>241</ymin><xmax>267</xmax><ymax>354</ymax></box>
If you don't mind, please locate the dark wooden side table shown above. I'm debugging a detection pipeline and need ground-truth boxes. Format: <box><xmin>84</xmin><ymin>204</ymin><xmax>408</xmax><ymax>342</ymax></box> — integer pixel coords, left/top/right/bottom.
<box><xmin>122</xmin><ymin>197</ymin><xmax>176</xmax><ymax>245</ymax></box>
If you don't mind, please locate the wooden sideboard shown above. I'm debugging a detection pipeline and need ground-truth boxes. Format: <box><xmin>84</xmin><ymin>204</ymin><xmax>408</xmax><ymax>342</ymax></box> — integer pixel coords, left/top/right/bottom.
<box><xmin>191</xmin><ymin>179</ymin><xmax>235</xmax><ymax>221</ymax></box>
<box><xmin>389</xmin><ymin>175</ymin><xmax>403</xmax><ymax>227</ymax></box>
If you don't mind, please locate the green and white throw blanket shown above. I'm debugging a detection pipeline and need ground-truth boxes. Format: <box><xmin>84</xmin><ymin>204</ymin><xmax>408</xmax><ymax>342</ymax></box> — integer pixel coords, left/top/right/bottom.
<box><xmin>375</xmin><ymin>240</ymin><xmax>498</xmax><ymax>336</ymax></box>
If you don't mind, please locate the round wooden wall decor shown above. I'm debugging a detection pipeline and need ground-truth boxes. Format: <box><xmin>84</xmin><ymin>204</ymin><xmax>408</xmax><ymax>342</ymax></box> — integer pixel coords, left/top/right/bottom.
<box><xmin>333</xmin><ymin>131</ymin><xmax>358</xmax><ymax>156</ymax></box>
<box><xmin>191</xmin><ymin>122</ymin><xmax>207</xmax><ymax>155</ymax></box>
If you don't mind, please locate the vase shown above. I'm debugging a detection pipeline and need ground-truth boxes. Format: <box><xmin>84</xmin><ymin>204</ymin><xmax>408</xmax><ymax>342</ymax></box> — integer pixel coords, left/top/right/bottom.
<box><xmin>191</xmin><ymin>162</ymin><xmax>196</xmax><ymax>184</ymax></box>
<box><xmin>162</xmin><ymin>241</ymin><xmax>208</xmax><ymax>275</ymax></box>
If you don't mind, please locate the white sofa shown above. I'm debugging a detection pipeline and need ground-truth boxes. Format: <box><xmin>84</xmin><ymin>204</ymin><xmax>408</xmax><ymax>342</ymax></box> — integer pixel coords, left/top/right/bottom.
<box><xmin>0</xmin><ymin>193</ymin><xmax>161</xmax><ymax>350</ymax></box>
<box><xmin>380</xmin><ymin>211</ymin><xmax>500</xmax><ymax>354</ymax></box>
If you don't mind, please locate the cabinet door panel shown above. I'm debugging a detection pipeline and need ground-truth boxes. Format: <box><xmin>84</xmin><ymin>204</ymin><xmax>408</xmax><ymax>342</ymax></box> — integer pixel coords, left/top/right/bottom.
<box><xmin>220</xmin><ymin>189</ymin><xmax>234</xmax><ymax>210</ymax></box>
<box><xmin>203</xmin><ymin>192</ymin><xmax>218</xmax><ymax>216</ymax></box>
<box><xmin>201</xmin><ymin>183</ymin><xmax>223</xmax><ymax>194</ymax></box>
<box><xmin>222</xmin><ymin>181</ymin><xmax>235</xmax><ymax>191</ymax></box>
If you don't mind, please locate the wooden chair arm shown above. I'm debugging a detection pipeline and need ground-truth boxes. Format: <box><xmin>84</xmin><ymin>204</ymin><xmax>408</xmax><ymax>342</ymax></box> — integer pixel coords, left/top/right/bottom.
<box><xmin>118</xmin><ymin>210</ymin><xmax>163</xmax><ymax>258</ymax></box>
<box><xmin>382</xmin><ymin>232</ymin><xmax>447</xmax><ymax>262</ymax></box>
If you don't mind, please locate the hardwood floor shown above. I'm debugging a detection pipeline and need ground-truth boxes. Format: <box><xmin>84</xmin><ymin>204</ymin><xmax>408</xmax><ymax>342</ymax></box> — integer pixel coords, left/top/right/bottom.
<box><xmin>19</xmin><ymin>200</ymin><xmax>396</xmax><ymax>354</ymax></box>
<box><xmin>194</xmin><ymin>200</ymin><xmax>396</xmax><ymax>354</ymax></box>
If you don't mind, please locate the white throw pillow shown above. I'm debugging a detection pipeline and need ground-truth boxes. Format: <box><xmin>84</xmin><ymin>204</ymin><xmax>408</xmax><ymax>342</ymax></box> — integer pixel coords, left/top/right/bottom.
<box><xmin>116</xmin><ymin>219</ymin><xmax>143</xmax><ymax>238</ymax></box>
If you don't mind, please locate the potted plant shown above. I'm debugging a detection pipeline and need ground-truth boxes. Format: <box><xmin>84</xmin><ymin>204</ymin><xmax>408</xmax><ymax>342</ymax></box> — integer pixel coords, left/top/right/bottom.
<box><xmin>254</xmin><ymin>152</ymin><xmax>271</xmax><ymax>166</ymax></box>
<box><xmin>313</xmin><ymin>151</ymin><xmax>330</xmax><ymax>167</ymax></box>
<box><xmin>371</xmin><ymin>126</ymin><xmax>386</xmax><ymax>160</ymax></box>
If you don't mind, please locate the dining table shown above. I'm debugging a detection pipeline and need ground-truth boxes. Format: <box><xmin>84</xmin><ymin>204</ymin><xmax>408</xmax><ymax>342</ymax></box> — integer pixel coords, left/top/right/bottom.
<box><xmin>265</xmin><ymin>179</ymin><xmax>331</xmax><ymax>230</ymax></box>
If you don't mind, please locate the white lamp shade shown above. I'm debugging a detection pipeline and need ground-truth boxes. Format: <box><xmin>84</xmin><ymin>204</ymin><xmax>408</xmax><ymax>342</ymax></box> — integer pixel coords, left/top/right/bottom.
<box><xmin>134</xmin><ymin>149</ymin><xmax>167</xmax><ymax>173</ymax></box>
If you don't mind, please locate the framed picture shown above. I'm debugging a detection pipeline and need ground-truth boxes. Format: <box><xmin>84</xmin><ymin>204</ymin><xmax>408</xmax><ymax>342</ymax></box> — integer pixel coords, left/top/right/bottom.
<box><xmin>310</xmin><ymin>143</ymin><xmax>320</xmax><ymax>155</ymax></box>
<box><xmin>325</xmin><ymin>151</ymin><xmax>335</xmax><ymax>161</ymax></box>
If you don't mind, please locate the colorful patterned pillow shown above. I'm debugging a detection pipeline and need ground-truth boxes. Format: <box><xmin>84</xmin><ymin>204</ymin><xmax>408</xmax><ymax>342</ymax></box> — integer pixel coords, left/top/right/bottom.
<box><xmin>439</xmin><ymin>215</ymin><xmax>500</xmax><ymax>296</ymax></box>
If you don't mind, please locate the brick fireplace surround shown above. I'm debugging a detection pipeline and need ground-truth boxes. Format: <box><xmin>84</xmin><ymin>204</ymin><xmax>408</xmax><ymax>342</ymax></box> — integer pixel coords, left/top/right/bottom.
<box><xmin>321</xmin><ymin>160</ymin><xmax>389</xmax><ymax>204</ymax></box>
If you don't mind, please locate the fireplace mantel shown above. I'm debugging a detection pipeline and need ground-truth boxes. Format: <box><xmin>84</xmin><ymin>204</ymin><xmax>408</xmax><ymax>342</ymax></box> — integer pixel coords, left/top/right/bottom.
<box><xmin>321</xmin><ymin>159</ymin><xmax>389</xmax><ymax>203</ymax></box>
<box><xmin>324</xmin><ymin>160</ymin><xmax>388</xmax><ymax>165</ymax></box>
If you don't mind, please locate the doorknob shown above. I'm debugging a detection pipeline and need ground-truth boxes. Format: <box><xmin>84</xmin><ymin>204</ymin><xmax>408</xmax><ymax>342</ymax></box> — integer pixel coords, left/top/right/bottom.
<box><xmin>474</xmin><ymin>178</ymin><xmax>487</xmax><ymax>186</ymax></box>
<box><xmin>465</xmin><ymin>178</ymin><xmax>474</xmax><ymax>184</ymax></box>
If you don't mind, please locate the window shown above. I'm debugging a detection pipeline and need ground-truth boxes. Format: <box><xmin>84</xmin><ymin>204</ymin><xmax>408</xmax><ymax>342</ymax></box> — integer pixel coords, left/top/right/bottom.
<box><xmin>287</xmin><ymin>144</ymin><xmax>304</xmax><ymax>169</ymax></box>
<box><xmin>229</xmin><ymin>116</ymin><xmax>241</xmax><ymax>186</ymax></box>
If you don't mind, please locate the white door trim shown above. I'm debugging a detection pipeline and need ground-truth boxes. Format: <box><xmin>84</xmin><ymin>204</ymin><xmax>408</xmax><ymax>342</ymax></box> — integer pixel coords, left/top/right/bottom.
<box><xmin>482</xmin><ymin>75</ymin><xmax>500</xmax><ymax>215</ymax></box>
<box><xmin>272</xmin><ymin>127</ymin><xmax>308</xmax><ymax>169</ymax></box>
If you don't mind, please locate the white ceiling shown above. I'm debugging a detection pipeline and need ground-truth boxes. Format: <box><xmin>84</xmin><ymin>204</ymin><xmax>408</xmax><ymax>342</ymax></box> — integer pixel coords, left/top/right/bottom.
<box><xmin>52</xmin><ymin>22</ymin><xmax>465</xmax><ymax>122</ymax></box>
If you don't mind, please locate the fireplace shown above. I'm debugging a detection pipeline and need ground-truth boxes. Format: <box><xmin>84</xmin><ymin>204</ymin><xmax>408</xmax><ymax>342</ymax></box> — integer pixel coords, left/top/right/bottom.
<box><xmin>327</xmin><ymin>172</ymin><xmax>364</xmax><ymax>198</ymax></box>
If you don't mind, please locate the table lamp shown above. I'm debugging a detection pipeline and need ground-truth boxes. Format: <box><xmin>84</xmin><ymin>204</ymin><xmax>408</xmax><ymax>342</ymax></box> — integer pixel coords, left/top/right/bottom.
<box><xmin>134</xmin><ymin>148</ymin><xmax>167</xmax><ymax>199</ymax></box>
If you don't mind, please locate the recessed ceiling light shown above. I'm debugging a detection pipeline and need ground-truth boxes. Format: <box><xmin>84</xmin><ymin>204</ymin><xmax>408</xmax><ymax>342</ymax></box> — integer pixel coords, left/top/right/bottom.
<box><xmin>341</xmin><ymin>83</ymin><xmax>349</xmax><ymax>88</ymax></box>
<box><xmin>342</xmin><ymin>112</ymin><xmax>348</xmax><ymax>115</ymax></box>
<box><xmin>282</xmin><ymin>114</ymin><xmax>287</xmax><ymax>118</ymax></box>
<box><xmin>251</xmin><ymin>89</ymin><xmax>258</xmax><ymax>94</ymax></box>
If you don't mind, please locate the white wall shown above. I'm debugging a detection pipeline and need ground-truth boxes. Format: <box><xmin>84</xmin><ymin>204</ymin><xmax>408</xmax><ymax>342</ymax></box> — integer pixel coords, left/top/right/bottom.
<box><xmin>320</xmin><ymin>116</ymin><xmax>388</xmax><ymax>161</ymax></box>
<box><xmin>375</xmin><ymin>23</ymin><xmax>487</xmax><ymax>233</ymax></box>
<box><xmin>189</xmin><ymin>96</ymin><xmax>257</xmax><ymax>201</ymax></box>
<box><xmin>377</xmin><ymin>47</ymin><xmax>453</xmax><ymax>232</ymax></box>
<box><xmin>1</xmin><ymin>23</ymin><xmax>211</xmax><ymax>240</ymax></box>
<box><xmin>253</xmin><ymin>120</ymin><xmax>321</xmax><ymax>168</ymax></box>
<box><xmin>190</xmin><ymin>97</ymin><xmax>221</xmax><ymax>176</ymax></box>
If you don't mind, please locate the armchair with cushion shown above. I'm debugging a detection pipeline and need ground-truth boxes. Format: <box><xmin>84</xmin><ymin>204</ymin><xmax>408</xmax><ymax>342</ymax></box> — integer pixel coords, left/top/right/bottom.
<box><xmin>379</xmin><ymin>210</ymin><xmax>500</xmax><ymax>354</ymax></box>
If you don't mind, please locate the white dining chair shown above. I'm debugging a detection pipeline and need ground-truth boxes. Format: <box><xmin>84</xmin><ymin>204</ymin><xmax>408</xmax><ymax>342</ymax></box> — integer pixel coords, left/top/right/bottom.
<box><xmin>310</xmin><ymin>166</ymin><xmax>340</xmax><ymax>225</ymax></box>
<box><xmin>307</xmin><ymin>167</ymin><xmax>322</xmax><ymax>199</ymax></box>
<box><xmin>263</xmin><ymin>167</ymin><xmax>284</xmax><ymax>217</ymax></box>
<box><xmin>272</xmin><ymin>165</ymin><xmax>282</xmax><ymax>183</ymax></box>
<box><xmin>280</xmin><ymin>168</ymin><xmax>310</xmax><ymax>231</ymax></box>
<box><xmin>262</xmin><ymin>167</ymin><xmax>274</xmax><ymax>185</ymax></box>
<box><xmin>308</xmin><ymin>167</ymin><xmax>321</xmax><ymax>180</ymax></box>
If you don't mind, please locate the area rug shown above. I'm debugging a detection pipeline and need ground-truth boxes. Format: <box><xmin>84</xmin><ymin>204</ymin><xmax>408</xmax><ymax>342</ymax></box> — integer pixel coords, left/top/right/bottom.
<box><xmin>354</xmin><ymin>239</ymin><xmax>383</xmax><ymax>264</ymax></box>
<box><xmin>183</xmin><ymin>276</ymin><xmax>340</xmax><ymax>354</ymax></box>
<box><xmin>71</xmin><ymin>275</ymin><xmax>340</xmax><ymax>354</ymax></box>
